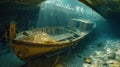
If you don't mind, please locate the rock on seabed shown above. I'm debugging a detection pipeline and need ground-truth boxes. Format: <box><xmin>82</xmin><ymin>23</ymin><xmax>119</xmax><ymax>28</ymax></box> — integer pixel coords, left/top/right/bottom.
<box><xmin>83</xmin><ymin>40</ymin><xmax>120</xmax><ymax>67</ymax></box>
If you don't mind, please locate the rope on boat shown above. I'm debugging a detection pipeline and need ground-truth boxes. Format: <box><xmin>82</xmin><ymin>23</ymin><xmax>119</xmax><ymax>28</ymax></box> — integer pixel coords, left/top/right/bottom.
<box><xmin>51</xmin><ymin>54</ymin><xmax>60</xmax><ymax>67</ymax></box>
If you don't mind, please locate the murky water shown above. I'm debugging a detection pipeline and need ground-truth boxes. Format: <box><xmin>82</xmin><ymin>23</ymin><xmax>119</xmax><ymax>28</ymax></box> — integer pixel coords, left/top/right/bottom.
<box><xmin>0</xmin><ymin>0</ymin><xmax>120</xmax><ymax>67</ymax></box>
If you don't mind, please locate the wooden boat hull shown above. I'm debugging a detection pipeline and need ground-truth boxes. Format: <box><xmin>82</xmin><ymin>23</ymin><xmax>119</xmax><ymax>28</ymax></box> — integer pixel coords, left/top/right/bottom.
<box><xmin>13</xmin><ymin>44</ymin><xmax>63</xmax><ymax>59</ymax></box>
<box><xmin>12</xmin><ymin>27</ymin><xmax>81</xmax><ymax>59</ymax></box>
<box><xmin>12</xmin><ymin>20</ymin><xmax>96</xmax><ymax>59</ymax></box>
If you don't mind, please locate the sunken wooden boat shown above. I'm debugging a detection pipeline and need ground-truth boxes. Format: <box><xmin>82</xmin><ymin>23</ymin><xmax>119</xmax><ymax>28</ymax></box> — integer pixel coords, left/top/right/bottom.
<box><xmin>12</xmin><ymin>19</ymin><xmax>96</xmax><ymax>59</ymax></box>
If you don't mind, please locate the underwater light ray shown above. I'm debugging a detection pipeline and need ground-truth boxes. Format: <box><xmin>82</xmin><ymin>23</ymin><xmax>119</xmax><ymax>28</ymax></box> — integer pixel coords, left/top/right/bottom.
<box><xmin>37</xmin><ymin>0</ymin><xmax>105</xmax><ymax>28</ymax></box>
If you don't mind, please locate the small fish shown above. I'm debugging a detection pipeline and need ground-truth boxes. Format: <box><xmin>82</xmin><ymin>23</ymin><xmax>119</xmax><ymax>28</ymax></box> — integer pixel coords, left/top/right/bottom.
<box><xmin>77</xmin><ymin>54</ymin><xmax>82</xmax><ymax>58</ymax></box>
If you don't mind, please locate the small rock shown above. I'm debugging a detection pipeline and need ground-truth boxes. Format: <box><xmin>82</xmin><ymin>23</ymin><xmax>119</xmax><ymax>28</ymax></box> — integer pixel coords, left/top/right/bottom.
<box><xmin>91</xmin><ymin>51</ymin><xmax>105</xmax><ymax>59</ymax></box>
<box><xmin>108</xmin><ymin>53</ymin><xmax>115</xmax><ymax>59</ymax></box>
<box><xmin>109</xmin><ymin>63</ymin><xmax>120</xmax><ymax>67</ymax></box>
<box><xmin>84</xmin><ymin>57</ymin><xmax>92</xmax><ymax>64</ymax></box>
<box><xmin>103</xmin><ymin>62</ymin><xmax>109</xmax><ymax>66</ymax></box>
<box><xmin>91</xmin><ymin>61</ymin><xmax>103</xmax><ymax>67</ymax></box>
<box><xmin>106</xmin><ymin>59</ymin><xmax>116</xmax><ymax>63</ymax></box>
<box><xmin>115</xmin><ymin>50</ymin><xmax>120</xmax><ymax>61</ymax></box>
<box><xmin>83</xmin><ymin>63</ymin><xmax>91</xmax><ymax>67</ymax></box>
<box><xmin>106</xmin><ymin>48</ymin><xmax>112</xmax><ymax>54</ymax></box>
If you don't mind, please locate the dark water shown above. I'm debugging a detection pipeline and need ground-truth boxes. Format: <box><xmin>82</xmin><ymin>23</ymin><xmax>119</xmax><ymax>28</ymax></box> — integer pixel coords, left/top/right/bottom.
<box><xmin>0</xmin><ymin>0</ymin><xmax>120</xmax><ymax>67</ymax></box>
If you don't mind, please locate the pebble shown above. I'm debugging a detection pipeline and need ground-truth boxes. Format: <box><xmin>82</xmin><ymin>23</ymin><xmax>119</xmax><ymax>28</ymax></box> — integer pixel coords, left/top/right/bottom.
<box><xmin>84</xmin><ymin>57</ymin><xmax>92</xmax><ymax>64</ymax></box>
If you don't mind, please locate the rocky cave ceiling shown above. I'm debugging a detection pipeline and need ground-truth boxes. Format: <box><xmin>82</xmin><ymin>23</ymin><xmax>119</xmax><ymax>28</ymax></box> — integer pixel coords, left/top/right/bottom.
<box><xmin>0</xmin><ymin>0</ymin><xmax>120</xmax><ymax>20</ymax></box>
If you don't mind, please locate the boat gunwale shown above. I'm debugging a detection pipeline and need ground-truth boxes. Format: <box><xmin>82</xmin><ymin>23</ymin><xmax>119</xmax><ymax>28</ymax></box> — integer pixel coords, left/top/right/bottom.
<box><xmin>13</xmin><ymin>26</ymin><xmax>92</xmax><ymax>47</ymax></box>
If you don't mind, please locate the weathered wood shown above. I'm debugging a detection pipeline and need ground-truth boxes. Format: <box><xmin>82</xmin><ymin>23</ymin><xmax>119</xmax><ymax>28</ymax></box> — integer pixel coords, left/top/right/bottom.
<box><xmin>12</xmin><ymin>25</ymin><xmax>95</xmax><ymax>59</ymax></box>
<box><xmin>79</xmin><ymin>0</ymin><xmax>120</xmax><ymax>19</ymax></box>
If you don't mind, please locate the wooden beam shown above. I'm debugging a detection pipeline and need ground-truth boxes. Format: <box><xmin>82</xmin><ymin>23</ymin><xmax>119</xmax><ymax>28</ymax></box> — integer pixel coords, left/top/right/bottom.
<box><xmin>79</xmin><ymin>0</ymin><xmax>105</xmax><ymax>18</ymax></box>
